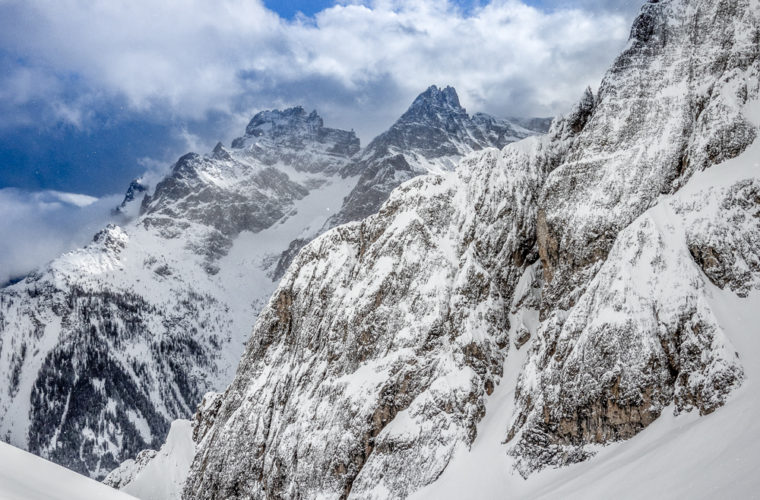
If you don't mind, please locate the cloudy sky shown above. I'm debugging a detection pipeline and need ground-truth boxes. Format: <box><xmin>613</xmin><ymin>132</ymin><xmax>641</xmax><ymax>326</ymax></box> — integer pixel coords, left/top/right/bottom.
<box><xmin>0</xmin><ymin>0</ymin><xmax>642</xmax><ymax>282</ymax></box>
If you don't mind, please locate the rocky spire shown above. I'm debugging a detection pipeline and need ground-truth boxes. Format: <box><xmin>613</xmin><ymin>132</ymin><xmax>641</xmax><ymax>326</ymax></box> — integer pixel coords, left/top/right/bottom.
<box><xmin>400</xmin><ymin>85</ymin><xmax>466</xmax><ymax>123</ymax></box>
<box><xmin>230</xmin><ymin>106</ymin><xmax>360</xmax><ymax>159</ymax></box>
<box><xmin>243</xmin><ymin>106</ymin><xmax>323</xmax><ymax>139</ymax></box>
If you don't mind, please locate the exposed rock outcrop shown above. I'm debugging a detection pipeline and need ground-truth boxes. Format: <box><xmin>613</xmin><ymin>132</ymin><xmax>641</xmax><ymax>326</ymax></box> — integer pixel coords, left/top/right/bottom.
<box><xmin>509</xmin><ymin>0</ymin><xmax>759</xmax><ymax>474</ymax></box>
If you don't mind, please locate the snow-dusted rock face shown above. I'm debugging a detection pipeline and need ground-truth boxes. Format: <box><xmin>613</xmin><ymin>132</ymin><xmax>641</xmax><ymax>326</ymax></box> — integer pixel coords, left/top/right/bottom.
<box><xmin>0</xmin><ymin>109</ymin><xmax>362</xmax><ymax>478</ymax></box>
<box><xmin>510</xmin><ymin>0</ymin><xmax>760</xmax><ymax>474</ymax></box>
<box><xmin>537</xmin><ymin>0</ymin><xmax>759</xmax><ymax>306</ymax></box>
<box><xmin>140</xmin><ymin>108</ymin><xmax>361</xmax><ymax>268</ymax></box>
<box><xmin>143</xmin><ymin>152</ymin><xmax>307</xmax><ymax>238</ymax></box>
<box><xmin>183</xmin><ymin>0</ymin><xmax>760</xmax><ymax>497</ymax></box>
<box><xmin>184</xmin><ymin>138</ymin><xmax>549</xmax><ymax>500</ymax></box>
<box><xmin>508</xmin><ymin>186</ymin><xmax>750</xmax><ymax>474</ymax></box>
<box><xmin>231</xmin><ymin>107</ymin><xmax>361</xmax><ymax>174</ymax></box>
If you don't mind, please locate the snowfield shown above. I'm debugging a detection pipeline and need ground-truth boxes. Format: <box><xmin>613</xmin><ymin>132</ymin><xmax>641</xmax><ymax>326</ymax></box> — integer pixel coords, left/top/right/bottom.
<box><xmin>105</xmin><ymin>420</ymin><xmax>195</xmax><ymax>500</ymax></box>
<box><xmin>0</xmin><ymin>440</ymin><xmax>135</xmax><ymax>500</ymax></box>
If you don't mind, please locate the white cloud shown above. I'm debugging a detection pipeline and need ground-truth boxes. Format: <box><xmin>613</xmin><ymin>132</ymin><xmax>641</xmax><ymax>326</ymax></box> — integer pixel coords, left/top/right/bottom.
<box><xmin>0</xmin><ymin>0</ymin><xmax>641</xmax><ymax>282</ymax></box>
<box><xmin>0</xmin><ymin>188</ymin><xmax>121</xmax><ymax>285</ymax></box>
<box><xmin>46</xmin><ymin>191</ymin><xmax>98</xmax><ymax>207</ymax></box>
<box><xmin>0</xmin><ymin>0</ymin><xmax>636</xmax><ymax>140</ymax></box>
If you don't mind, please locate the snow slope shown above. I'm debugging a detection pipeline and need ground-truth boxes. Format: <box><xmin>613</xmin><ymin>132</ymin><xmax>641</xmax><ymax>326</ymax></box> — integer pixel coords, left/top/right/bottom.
<box><xmin>0</xmin><ymin>440</ymin><xmax>135</xmax><ymax>500</ymax></box>
<box><xmin>533</xmin><ymin>290</ymin><xmax>760</xmax><ymax>500</ymax></box>
<box><xmin>104</xmin><ymin>420</ymin><xmax>195</xmax><ymax>500</ymax></box>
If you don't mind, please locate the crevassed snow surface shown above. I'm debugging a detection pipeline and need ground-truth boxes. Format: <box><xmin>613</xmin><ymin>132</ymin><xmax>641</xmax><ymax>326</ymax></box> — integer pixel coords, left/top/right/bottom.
<box><xmin>0</xmin><ymin>441</ymin><xmax>135</xmax><ymax>500</ymax></box>
<box><xmin>414</xmin><ymin>139</ymin><xmax>760</xmax><ymax>500</ymax></box>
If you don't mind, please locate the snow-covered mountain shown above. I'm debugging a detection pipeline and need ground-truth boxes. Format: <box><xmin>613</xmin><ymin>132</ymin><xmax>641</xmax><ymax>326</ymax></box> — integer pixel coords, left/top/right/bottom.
<box><xmin>0</xmin><ymin>89</ymin><xmax>539</xmax><ymax>479</ymax></box>
<box><xmin>178</xmin><ymin>0</ymin><xmax>760</xmax><ymax>498</ymax></box>
<box><xmin>0</xmin><ymin>106</ymin><xmax>361</xmax><ymax>478</ymax></box>
<box><xmin>273</xmin><ymin>85</ymin><xmax>545</xmax><ymax>278</ymax></box>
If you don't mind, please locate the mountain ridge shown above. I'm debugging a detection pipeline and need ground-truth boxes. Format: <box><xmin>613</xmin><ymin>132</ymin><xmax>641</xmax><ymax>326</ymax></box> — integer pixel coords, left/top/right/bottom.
<box><xmin>0</xmin><ymin>85</ymin><xmax>543</xmax><ymax>479</ymax></box>
<box><xmin>272</xmin><ymin>85</ymin><xmax>545</xmax><ymax>278</ymax></box>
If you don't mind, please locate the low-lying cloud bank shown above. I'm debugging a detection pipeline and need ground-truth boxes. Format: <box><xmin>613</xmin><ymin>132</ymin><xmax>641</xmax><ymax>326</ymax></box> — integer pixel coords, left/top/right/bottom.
<box><xmin>0</xmin><ymin>0</ymin><xmax>634</xmax><ymax>141</ymax></box>
<box><xmin>0</xmin><ymin>188</ymin><xmax>121</xmax><ymax>285</ymax></box>
<box><xmin>0</xmin><ymin>0</ymin><xmax>640</xmax><ymax>283</ymax></box>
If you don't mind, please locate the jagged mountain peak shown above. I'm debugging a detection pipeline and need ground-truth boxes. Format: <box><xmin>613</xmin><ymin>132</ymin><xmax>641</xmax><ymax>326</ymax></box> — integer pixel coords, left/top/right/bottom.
<box><xmin>353</xmin><ymin>84</ymin><xmax>535</xmax><ymax>167</ymax></box>
<box><xmin>113</xmin><ymin>178</ymin><xmax>148</xmax><ymax>217</ymax></box>
<box><xmin>579</xmin><ymin>85</ymin><xmax>594</xmax><ymax>110</ymax></box>
<box><xmin>91</xmin><ymin>224</ymin><xmax>127</xmax><ymax>248</ymax></box>
<box><xmin>402</xmin><ymin>85</ymin><xmax>465</xmax><ymax>120</ymax></box>
<box><xmin>243</xmin><ymin>106</ymin><xmax>323</xmax><ymax>139</ymax></box>
<box><xmin>211</xmin><ymin>141</ymin><xmax>232</xmax><ymax>161</ymax></box>
<box><xmin>229</xmin><ymin>106</ymin><xmax>360</xmax><ymax>164</ymax></box>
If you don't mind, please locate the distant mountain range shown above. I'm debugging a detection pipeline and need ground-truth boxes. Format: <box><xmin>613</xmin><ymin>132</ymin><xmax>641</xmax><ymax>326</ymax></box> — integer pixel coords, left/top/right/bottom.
<box><xmin>0</xmin><ymin>85</ymin><xmax>546</xmax><ymax>479</ymax></box>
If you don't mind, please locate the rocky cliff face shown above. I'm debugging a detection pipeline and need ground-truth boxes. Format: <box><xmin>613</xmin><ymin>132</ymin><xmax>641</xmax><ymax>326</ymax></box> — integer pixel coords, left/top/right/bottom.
<box><xmin>183</xmin><ymin>0</ymin><xmax>760</xmax><ymax>497</ymax></box>
<box><xmin>231</xmin><ymin>107</ymin><xmax>360</xmax><ymax>172</ymax></box>
<box><xmin>536</xmin><ymin>0</ymin><xmax>759</xmax><ymax>306</ymax></box>
<box><xmin>184</xmin><ymin>138</ymin><xmax>549</xmax><ymax>499</ymax></box>
<box><xmin>510</xmin><ymin>0</ymin><xmax>759</xmax><ymax>474</ymax></box>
